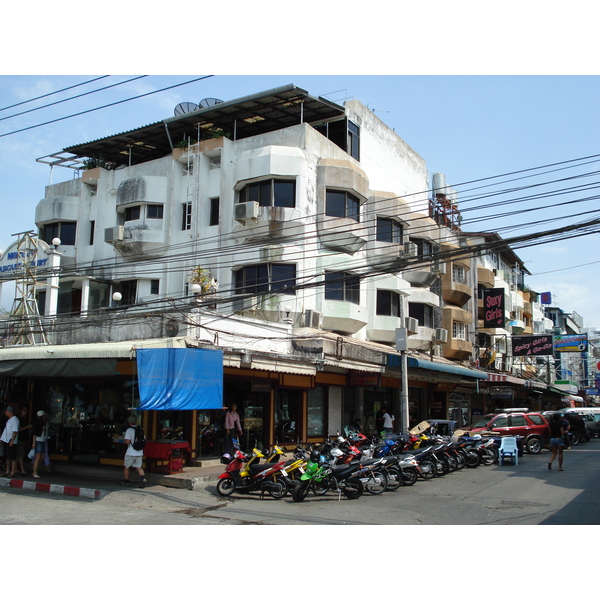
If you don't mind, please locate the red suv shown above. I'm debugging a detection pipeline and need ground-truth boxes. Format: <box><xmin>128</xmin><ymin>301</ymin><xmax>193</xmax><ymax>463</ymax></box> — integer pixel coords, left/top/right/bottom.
<box><xmin>465</xmin><ymin>410</ymin><xmax>550</xmax><ymax>454</ymax></box>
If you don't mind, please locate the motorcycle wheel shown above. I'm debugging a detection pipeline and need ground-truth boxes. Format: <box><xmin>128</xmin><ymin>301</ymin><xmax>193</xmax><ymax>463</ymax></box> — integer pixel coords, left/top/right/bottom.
<box><xmin>418</xmin><ymin>459</ymin><xmax>437</xmax><ymax>479</ymax></box>
<box><xmin>216</xmin><ymin>478</ymin><xmax>236</xmax><ymax>497</ymax></box>
<box><xmin>291</xmin><ymin>479</ymin><xmax>311</xmax><ymax>502</ymax></box>
<box><xmin>342</xmin><ymin>478</ymin><xmax>364</xmax><ymax>499</ymax></box>
<box><xmin>384</xmin><ymin>467</ymin><xmax>402</xmax><ymax>491</ymax></box>
<box><xmin>312</xmin><ymin>480</ymin><xmax>329</xmax><ymax>496</ymax></box>
<box><xmin>267</xmin><ymin>479</ymin><xmax>287</xmax><ymax>499</ymax></box>
<box><xmin>455</xmin><ymin>453</ymin><xmax>466</xmax><ymax>470</ymax></box>
<box><xmin>401</xmin><ymin>467</ymin><xmax>418</xmax><ymax>486</ymax></box>
<box><xmin>465</xmin><ymin>450</ymin><xmax>482</xmax><ymax>468</ymax></box>
<box><xmin>446</xmin><ymin>454</ymin><xmax>458</xmax><ymax>472</ymax></box>
<box><xmin>435</xmin><ymin>457</ymin><xmax>449</xmax><ymax>476</ymax></box>
<box><xmin>481</xmin><ymin>447</ymin><xmax>498</xmax><ymax>466</ymax></box>
<box><xmin>364</xmin><ymin>470</ymin><xmax>387</xmax><ymax>495</ymax></box>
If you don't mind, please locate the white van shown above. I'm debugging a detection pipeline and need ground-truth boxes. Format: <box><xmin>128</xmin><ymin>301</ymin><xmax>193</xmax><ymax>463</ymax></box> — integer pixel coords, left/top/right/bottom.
<box><xmin>563</xmin><ymin>407</ymin><xmax>600</xmax><ymax>415</ymax></box>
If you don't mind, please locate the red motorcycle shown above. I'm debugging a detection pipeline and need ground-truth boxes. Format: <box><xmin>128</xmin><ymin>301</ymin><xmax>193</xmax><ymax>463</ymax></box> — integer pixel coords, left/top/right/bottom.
<box><xmin>216</xmin><ymin>448</ymin><xmax>288</xmax><ymax>499</ymax></box>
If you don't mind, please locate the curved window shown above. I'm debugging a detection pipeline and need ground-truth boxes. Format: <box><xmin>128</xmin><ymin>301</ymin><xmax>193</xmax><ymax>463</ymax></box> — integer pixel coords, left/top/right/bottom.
<box><xmin>377</xmin><ymin>290</ymin><xmax>401</xmax><ymax>316</ymax></box>
<box><xmin>234</xmin><ymin>263</ymin><xmax>296</xmax><ymax>295</ymax></box>
<box><xmin>324</xmin><ymin>271</ymin><xmax>360</xmax><ymax>304</ymax></box>
<box><xmin>40</xmin><ymin>221</ymin><xmax>77</xmax><ymax>246</ymax></box>
<box><xmin>377</xmin><ymin>218</ymin><xmax>403</xmax><ymax>243</ymax></box>
<box><xmin>238</xmin><ymin>179</ymin><xmax>295</xmax><ymax>208</ymax></box>
<box><xmin>326</xmin><ymin>190</ymin><xmax>360</xmax><ymax>221</ymax></box>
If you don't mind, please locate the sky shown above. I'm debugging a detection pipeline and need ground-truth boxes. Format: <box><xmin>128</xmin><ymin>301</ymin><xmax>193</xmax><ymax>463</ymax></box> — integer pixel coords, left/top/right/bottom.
<box><xmin>1</xmin><ymin>74</ymin><xmax>598</xmax><ymax>326</ymax></box>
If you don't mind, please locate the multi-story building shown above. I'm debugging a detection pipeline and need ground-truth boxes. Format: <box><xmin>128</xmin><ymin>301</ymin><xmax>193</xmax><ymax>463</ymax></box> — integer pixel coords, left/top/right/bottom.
<box><xmin>0</xmin><ymin>84</ymin><xmax>573</xmax><ymax>465</ymax></box>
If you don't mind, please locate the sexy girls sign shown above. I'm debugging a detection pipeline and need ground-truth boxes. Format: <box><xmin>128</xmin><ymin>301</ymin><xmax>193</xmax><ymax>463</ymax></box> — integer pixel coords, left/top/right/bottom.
<box><xmin>483</xmin><ymin>288</ymin><xmax>505</xmax><ymax>328</ymax></box>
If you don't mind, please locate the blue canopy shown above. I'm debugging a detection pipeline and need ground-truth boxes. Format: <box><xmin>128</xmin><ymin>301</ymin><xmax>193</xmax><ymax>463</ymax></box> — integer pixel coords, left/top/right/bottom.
<box><xmin>137</xmin><ymin>348</ymin><xmax>223</xmax><ymax>411</ymax></box>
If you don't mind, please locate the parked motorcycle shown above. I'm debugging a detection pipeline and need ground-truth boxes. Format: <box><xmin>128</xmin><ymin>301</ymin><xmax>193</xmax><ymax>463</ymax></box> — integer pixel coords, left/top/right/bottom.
<box><xmin>217</xmin><ymin>448</ymin><xmax>288</xmax><ymax>498</ymax></box>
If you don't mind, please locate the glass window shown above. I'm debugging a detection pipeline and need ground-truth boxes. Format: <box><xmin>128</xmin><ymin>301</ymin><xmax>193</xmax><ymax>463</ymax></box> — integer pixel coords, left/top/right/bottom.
<box><xmin>89</xmin><ymin>221</ymin><xmax>95</xmax><ymax>245</ymax></box>
<box><xmin>235</xmin><ymin>263</ymin><xmax>296</xmax><ymax>296</ymax></box>
<box><xmin>307</xmin><ymin>388</ymin><xmax>325</xmax><ymax>437</ymax></box>
<box><xmin>325</xmin><ymin>271</ymin><xmax>360</xmax><ymax>304</ymax></box>
<box><xmin>492</xmin><ymin>416</ymin><xmax>509</xmax><ymax>428</ymax></box>
<box><xmin>40</xmin><ymin>221</ymin><xmax>77</xmax><ymax>246</ymax></box>
<box><xmin>347</xmin><ymin>121</ymin><xmax>360</xmax><ymax>161</ymax></box>
<box><xmin>124</xmin><ymin>206</ymin><xmax>141</xmax><ymax>222</ymax></box>
<box><xmin>210</xmin><ymin>197</ymin><xmax>219</xmax><ymax>226</ymax></box>
<box><xmin>452</xmin><ymin>264</ymin><xmax>466</xmax><ymax>284</ymax></box>
<box><xmin>275</xmin><ymin>390</ymin><xmax>299</xmax><ymax>444</ymax></box>
<box><xmin>377</xmin><ymin>290</ymin><xmax>401</xmax><ymax>317</ymax></box>
<box><xmin>147</xmin><ymin>204</ymin><xmax>164</xmax><ymax>219</ymax></box>
<box><xmin>409</xmin><ymin>303</ymin><xmax>434</xmax><ymax>328</ymax></box>
<box><xmin>182</xmin><ymin>202</ymin><xmax>192</xmax><ymax>230</ymax></box>
<box><xmin>239</xmin><ymin>179</ymin><xmax>296</xmax><ymax>208</ymax></box>
<box><xmin>410</xmin><ymin>237</ymin><xmax>433</xmax><ymax>258</ymax></box>
<box><xmin>150</xmin><ymin>279</ymin><xmax>159</xmax><ymax>295</ymax></box>
<box><xmin>510</xmin><ymin>415</ymin><xmax>527</xmax><ymax>427</ymax></box>
<box><xmin>326</xmin><ymin>190</ymin><xmax>360</xmax><ymax>222</ymax></box>
<box><xmin>377</xmin><ymin>218</ymin><xmax>403</xmax><ymax>243</ymax></box>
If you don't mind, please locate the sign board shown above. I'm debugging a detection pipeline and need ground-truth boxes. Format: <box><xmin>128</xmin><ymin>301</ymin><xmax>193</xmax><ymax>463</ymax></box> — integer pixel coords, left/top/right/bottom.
<box><xmin>0</xmin><ymin>238</ymin><xmax>51</xmax><ymax>274</ymax></box>
<box><xmin>540</xmin><ymin>291</ymin><xmax>552</xmax><ymax>304</ymax></box>
<box><xmin>482</xmin><ymin>288</ymin><xmax>505</xmax><ymax>328</ymax></box>
<box><xmin>512</xmin><ymin>334</ymin><xmax>553</xmax><ymax>356</ymax></box>
<box><xmin>553</xmin><ymin>334</ymin><xmax>588</xmax><ymax>353</ymax></box>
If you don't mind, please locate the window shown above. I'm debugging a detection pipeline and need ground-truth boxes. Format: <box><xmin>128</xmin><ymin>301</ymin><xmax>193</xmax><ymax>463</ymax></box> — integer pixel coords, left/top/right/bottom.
<box><xmin>307</xmin><ymin>388</ymin><xmax>325</xmax><ymax>436</ymax></box>
<box><xmin>315</xmin><ymin>119</ymin><xmax>360</xmax><ymax>161</ymax></box>
<box><xmin>40</xmin><ymin>221</ymin><xmax>77</xmax><ymax>246</ymax></box>
<box><xmin>410</xmin><ymin>237</ymin><xmax>434</xmax><ymax>258</ymax></box>
<box><xmin>89</xmin><ymin>221</ymin><xmax>95</xmax><ymax>245</ymax></box>
<box><xmin>409</xmin><ymin>303</ymin><xmax>434</xmax><ymax>328</ymax></box>
<box><xmin>377</xmin><ymin>217</ymin><xmax>403</xmax><ymax>243</ymax></box>
<box><xmin>452</xmin><ymin>321</ymin><xmax>467</xmax><ymax>340</ymax></box>
<box><xmin>377</xmin><ymin>290</ymin><xmax>401</xmax><ymax>317</ymax></box>
<box><xmin>124</xmin><ymin>206</ymin><xmax>141</xmax><ymax>222</ymax></box>
<box><xmin>325</xmin><ymin>190</ymin><xmax>360</xmax><ymax>221</ymax></box>
<box><xmin>510</xmin><ymin>415</ymin><xmax>527</xmax><ymax>427</ymax></box>
<box><xmin>238</xmin><ymin>179</ymin><xmax>295</xmax><ymax>208</ymax></box>
<box><xmin>146</xmin><ymin>204</ymin><xmax>164</xmax><ymax>219</ymax></box>
<box><xmin>452</xmin><ymin>264</ymin><xmax>466</xmax><ymax>284</ymax></box>
<box><xmin>150</xmin><ymin>280</ymin><xmax>159</xmax><ymax>295</ymax></box>
<box><xmin>182</xmin><ymin>202</ymin><xmax>192</xmax><ymax>230</ymax></box>
<box><xmin>117</xmin><ymin>280</ymin><xmax>137</xmax><ymax>306</ymax></box>
<box><xmin>210</xmin><ymin>197</ymin><xmax>219</xmax><ymax>226</ymax></box>
<box><xmin>234</xmin><ymin>263</ymin><xmax>296</xmax><ymax>295</ymax></box>
<box><xmin>324</xmin><ymin>271</ymin><xmax>360</xmax><ymax>304</ymax></box>
<box><xmin>492</xmin><ymin>416</ymin><xmax>509</xmax><ymax>428</ymax></box>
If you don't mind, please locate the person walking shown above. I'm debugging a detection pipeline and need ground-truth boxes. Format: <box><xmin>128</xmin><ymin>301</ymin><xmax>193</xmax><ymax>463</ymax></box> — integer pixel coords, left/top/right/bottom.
<box><xmin>31</xmin><ymin>410</ymin><xmax>49</xmax><ymax>479</ymax></box>
<box><xmin>1</xmin><ymin>406</ymin><xmax>20</xmax><ymax>477</ymax></box>
<box><xmin>121</xmin><ymin>415</ymin><xmax>148</xmax><ymax>488</ymax></box>
<box><xmin>16</xmin><ymin>406</ymin><xmax>32</xmax><ymax>476</ymax></box>
<box><xmin>224</xmin><ymin>404</ymin><xmax>243</xmax><ymax>455</ymax></box>
<box><xmin>548</xmin><ymin>412</ymin><xmax>566</xmax><ymax>471</ymax></box>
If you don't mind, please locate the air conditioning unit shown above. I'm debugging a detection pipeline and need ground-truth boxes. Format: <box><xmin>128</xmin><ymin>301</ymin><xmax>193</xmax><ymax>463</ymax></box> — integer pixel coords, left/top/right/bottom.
<box><xmin>432</xmin><ymin>259</ymin><xmax>446</xmax><ymax>274</ymax></box>
<box><xmin>304</xmin><ymin>310</ymin><xmax>321</xmax><ymax>329</ymax></box>
<box><xmin>434</xmin><ymin>328</ymin><xmax>449</xmax><ymax>344</ymax></box>
<box><xmin>403</xmin><ymin>241</ymin><xmax>418</xmax><ymax>257</ymax></box>
<box><xmin>104</xmin><ymin>225</ymin><xmax>124</xmax><ymax>243</ymax></box>
<box><xmin>234</xmin><ymin>201</ymin><xmax>259</xmax><ymax>223</ymax></box>
<box><xmin>405</xmin><ymin>317</ymin><xmax>419</xmax><ymax>335</ymax></box>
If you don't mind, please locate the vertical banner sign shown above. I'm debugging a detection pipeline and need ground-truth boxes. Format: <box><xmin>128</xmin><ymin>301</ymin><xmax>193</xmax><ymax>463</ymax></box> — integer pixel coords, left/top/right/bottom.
<box><xmin>483</xmin><ymin>288</ymin><xmax>505</xmax><ymax>328</ymax></box>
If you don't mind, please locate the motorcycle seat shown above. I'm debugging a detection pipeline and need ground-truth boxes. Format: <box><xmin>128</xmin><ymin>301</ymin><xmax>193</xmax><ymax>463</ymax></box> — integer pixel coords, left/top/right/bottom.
<box><xmin>249</xmin><ymin>463</ymin><xmax>278</xmax><ymax>474</ymax></box>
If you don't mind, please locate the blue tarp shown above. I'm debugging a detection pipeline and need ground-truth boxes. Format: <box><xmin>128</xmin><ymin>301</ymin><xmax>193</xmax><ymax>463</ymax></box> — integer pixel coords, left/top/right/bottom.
<box><xmin>137</xmin><ymin>348</ymin><xmax>223</xmax><ymax>411</ymax></box>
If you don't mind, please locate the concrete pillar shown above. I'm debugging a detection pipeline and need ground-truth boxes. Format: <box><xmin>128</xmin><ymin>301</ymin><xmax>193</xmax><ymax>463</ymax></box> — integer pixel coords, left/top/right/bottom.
<box><xmin>44</xmin><ymin>248</ymin><xmax>61</xmax><ymax>317</ymax></box>
<box><xmin>81</xmin><ymin>278</ymin><xmax>91</xmax><ymax>317</ymax></box>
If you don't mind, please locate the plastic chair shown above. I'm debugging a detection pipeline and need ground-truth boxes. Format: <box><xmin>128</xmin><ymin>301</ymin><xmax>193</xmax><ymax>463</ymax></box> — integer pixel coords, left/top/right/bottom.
<box><xmin>498</xmin><ymin>437</ymin><xmax>518</xmax><ymax>465</ymax></box>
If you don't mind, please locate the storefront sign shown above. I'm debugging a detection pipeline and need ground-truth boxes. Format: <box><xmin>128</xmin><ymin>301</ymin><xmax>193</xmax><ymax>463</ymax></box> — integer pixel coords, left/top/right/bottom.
<box><xmin>553</xmin><ymin>334</ymin><xmax>588</xmax><ymax>353</ymax></box>
<box><xmin>435</xmin><ymin>382</ymin><xmax>457</xmax><ymax>392</ymax></box>
<box><xmin>0</xmin><ymin>239</ymin><xmax>50</xmax><ymax>273</ymax></box>
<box><xmin>511</xmin><ymin>334</ymin><xmax>553</xmax><ymax>356</ymax></box>
<box><xmin>483</xmin><ymin>288</ymin><xmax>505</xmax><ymax>328</ymax></box>
<box><xmin>251</xmin><ymin>382</ymin><xmax>272</xmax><ymax>393</ymax></box>
<box><xmin>349</xmin><ymin>372</ymin><xmax>380</xmax><ymax>387</ymax></box>
<box><xmin>489</xmin><ymin>386</ymin><xmax>513</xmax><ymax>400</ymax></box>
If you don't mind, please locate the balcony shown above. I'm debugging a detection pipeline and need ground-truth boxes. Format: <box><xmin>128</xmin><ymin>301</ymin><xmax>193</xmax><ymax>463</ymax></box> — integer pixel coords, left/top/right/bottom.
<box><xmin>442</xmin><ymin>279</ymin><xmax>472</xmax><ymax>307</ymax></box>
<box><xmin>477</xmin><ymin>265</ymin><xmax>495</xmax><ymax>288</ymax></box>
<box><xmin>321</xmin><ymin>300</ymin><xmax>368</xmax><ymax>334</ymax></box>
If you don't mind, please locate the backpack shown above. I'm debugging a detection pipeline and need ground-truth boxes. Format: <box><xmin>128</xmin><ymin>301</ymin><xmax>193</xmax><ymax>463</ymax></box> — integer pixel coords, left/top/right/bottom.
<box><xmin>131</xmin><ymin>426</ymin><xmax>146</xmax><ymax>451</ymax></box>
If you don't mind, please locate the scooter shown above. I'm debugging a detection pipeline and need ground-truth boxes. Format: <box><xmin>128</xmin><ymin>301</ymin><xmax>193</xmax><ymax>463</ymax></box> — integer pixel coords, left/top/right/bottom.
<box><xmin>217</xmin><ymin>443</ymin><xmax>288</xmax><ymax>498</ymax></box>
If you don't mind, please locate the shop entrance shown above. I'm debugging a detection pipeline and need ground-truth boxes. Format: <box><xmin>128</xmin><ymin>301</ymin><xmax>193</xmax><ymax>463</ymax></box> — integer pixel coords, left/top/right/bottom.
<box><xmin>274</xmin><ymin>389</ymin><xmax>299</xmax><ymax>444</ymax></box>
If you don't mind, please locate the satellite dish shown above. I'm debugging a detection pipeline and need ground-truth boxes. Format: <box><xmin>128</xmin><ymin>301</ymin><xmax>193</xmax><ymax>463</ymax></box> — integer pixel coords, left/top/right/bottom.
<box><xmin>198</xmin><ymin>98</ymin><xmax>223</xmax><ymax>109</ymax></box>
<box><xmin>174</xmin><ymin>102</ymin><xmax>199</xmax><ymax>116</ymax></box>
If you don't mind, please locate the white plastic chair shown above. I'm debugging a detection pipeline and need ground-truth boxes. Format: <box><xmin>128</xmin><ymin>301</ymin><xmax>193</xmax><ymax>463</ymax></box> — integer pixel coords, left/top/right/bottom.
<box><xmin>498</xmin><ymin>437</ymin><xmax>518</xmax><ymax>465</ymax></box>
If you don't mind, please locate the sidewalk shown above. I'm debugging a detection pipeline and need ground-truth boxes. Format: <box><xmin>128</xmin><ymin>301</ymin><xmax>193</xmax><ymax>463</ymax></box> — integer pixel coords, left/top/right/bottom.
<box><xmin>0</xmin><ymin>459</ymin><xmax>224</xmax><ymax>499</ymax></box>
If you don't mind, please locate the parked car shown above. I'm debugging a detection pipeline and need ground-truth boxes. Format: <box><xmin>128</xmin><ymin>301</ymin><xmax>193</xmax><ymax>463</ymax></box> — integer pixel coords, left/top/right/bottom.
<box><xmin>568</xmin><ymin>412</ymin><xmax>600</xmax><ymax>437</ymax></box>
<box><xmin>543</xmin><ymin>411</ymin><xmax>592</xmax><ymax>445</ymax></box>
<box><xmin>464</xmin><ymin>410</ymin><xmax>550</xmax><ymax>454</ymax></box>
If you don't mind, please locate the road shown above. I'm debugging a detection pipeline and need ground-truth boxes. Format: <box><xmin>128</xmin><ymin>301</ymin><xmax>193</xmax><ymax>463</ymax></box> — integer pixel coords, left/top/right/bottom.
<box><xmin>2</xmin><ymin>440</ymin><xmax>599</xmax><ymax>526</ymax></box>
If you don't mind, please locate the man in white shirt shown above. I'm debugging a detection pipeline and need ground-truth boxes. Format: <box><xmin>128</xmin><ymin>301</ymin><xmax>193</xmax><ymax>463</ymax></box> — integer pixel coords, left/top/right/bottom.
<box><xmin>121</xmin><ymin>414</ymin><xmax>148</xmax><ymax>488</ymax></box>
<box><xmin>382</xmin><ymin>408</ymin><xmax>395</xmax><ymax>434</ymax></box>
<box><xmin>1</xmin><ymin>406</ymin><xmax>19</xmax><ymax>477</ymax></box>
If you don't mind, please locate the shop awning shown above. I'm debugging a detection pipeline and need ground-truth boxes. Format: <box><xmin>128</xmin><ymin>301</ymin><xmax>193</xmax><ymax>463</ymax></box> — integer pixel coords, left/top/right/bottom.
<box><xmin>406</xmin><ymin>357</ymin><xmax>488</xmax><ymax>380</ymax></box>
<box><xmin>137</xmin><ymin>348</ymin><xmax>223</xmax><ymax>411</ymax></box>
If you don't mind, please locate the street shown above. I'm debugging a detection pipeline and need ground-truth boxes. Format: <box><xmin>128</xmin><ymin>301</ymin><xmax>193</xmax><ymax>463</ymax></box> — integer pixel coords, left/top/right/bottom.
<box><xmin>2</xmin><ymin>440</ymin><xmax>600</xmax><ymax>526</ymax></box>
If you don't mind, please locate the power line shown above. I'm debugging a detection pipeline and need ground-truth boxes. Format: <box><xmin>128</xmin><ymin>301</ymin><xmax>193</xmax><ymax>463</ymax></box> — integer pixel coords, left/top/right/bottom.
<box><xmin>0</xmin><ymin>75</ymin><xmax>148</xmax><ymax>124</ymax></box>
<box><xmin>0</xmin><ymin>76</ymin><xmax>110</xmax><ymax>112</ymax></box>
<box><xmin>0</xmin><ymin>75</ymin><xmax>215</xmax><ymax>139</ymax></box>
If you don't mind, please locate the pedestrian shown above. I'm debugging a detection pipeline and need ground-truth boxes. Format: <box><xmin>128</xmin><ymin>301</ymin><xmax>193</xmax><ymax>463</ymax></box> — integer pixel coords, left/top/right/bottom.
<box><xmin>548</xmin><ymin>412</ymin><xmax>566</xmax><ymax>471</ymax></box>
<box><xmin>375</xmin><ymin>406</ymin><xmax>385</xmax><ymax>433</ymax></box>
<box><xmin>224</xmin><ymin>403</ymin><xmax>243</xmax><ymax>455</ymax></box>
<box><xmin>31</xmin><ymin>410</ymin><xmax>49</xmax><ymax>479</ymax></box>
<box><xmin>1</xmin><ymin>406</ymin><xmax>20</xmax><ymax>477</ymax></box>
<box><xmin>16</xmin><ymin>406</ymin><xmax>32</xmax><ymax>476</ymax></box>
<box><xmin>382</xmin><ymin>407</ymin><xmax>395</xmax><ymax>434</ymax></box>
<box><xmin>121</xmin><ymin>415</ymin><xmax>148</xmax><ymax>488</ymax></box>
<box><xmin>560</xmin><ymin>413</ymin><xmax>571</xmax><ymax>449</ymax></box>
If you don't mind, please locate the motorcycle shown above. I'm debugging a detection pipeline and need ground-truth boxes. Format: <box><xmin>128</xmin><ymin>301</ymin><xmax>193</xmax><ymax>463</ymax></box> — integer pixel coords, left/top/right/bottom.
<box><xmin>292</xmin><ymin>450</ymin><xmax>364</xmax><ymax>502</ymax></box>
<box><xmin>217</xmin><ymin>445</ymin><xmax>288</xmax><ymax>499</ymax></box>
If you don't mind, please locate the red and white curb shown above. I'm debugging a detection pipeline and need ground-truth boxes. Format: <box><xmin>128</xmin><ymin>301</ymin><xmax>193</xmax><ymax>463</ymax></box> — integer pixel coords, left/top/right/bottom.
<box><xmin>0</xmin><ymin>476</ymin><xmax>101</xmax><ymax>499</ymax></box>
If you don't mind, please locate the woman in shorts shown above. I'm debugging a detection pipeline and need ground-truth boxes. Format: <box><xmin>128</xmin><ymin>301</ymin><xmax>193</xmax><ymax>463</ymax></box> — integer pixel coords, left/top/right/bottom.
<box><xmin>548</xmin><ymin>413</ymin><xmax>566</xmax><ymax>471</ymax></box>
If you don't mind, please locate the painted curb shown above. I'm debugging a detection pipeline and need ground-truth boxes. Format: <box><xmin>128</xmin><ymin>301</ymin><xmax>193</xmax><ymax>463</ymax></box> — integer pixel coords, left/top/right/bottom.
<box><xmin>0</xmin><ymin>476</ymin><xmax>101</xmax><ymax>499</ymax></box>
